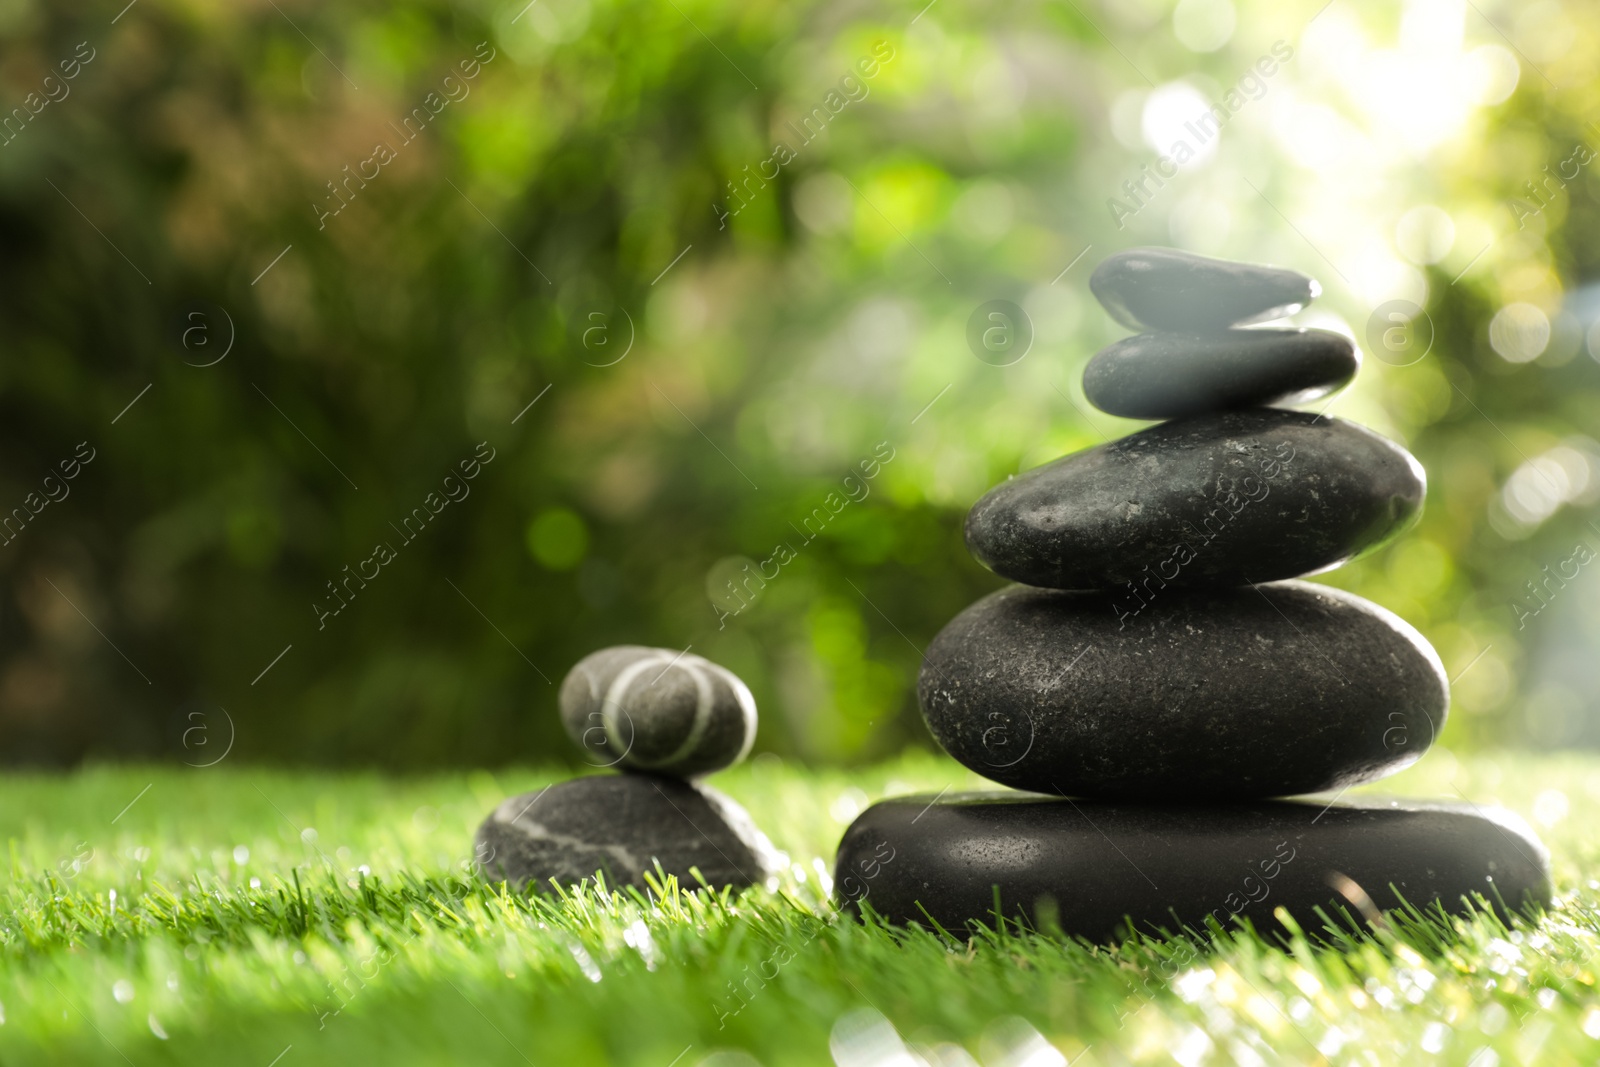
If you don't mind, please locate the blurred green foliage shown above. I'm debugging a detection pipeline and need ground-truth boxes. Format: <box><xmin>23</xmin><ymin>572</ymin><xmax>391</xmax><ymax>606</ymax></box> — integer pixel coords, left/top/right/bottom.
<box><xmin>0</xmin><ymin>0</ymin><xmax>1598</xmax><ymax>768</ymax></box>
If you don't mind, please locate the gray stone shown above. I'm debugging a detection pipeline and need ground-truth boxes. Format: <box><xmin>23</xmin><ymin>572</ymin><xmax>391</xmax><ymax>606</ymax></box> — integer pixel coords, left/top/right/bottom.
<box><xmin>1083</xmin><ymin>328</ymin><xmax>1358</xmax><ymax>420</ymax></box>
<box><xmin>918</xmin><ymin>580</ymin><xmax>1448</xmax><ymax>799</ymax></box>
<box><xmin>475</xmin><ymin>775</ymin><xmax>782</xmax><ymax>892</ymax></box>
<box><xmin>834</xmin><ymin>792</ymin><xmax>1550</xmax><ymax>941</ymax></box>
<box><xmin>1089</xmin><ymin>247</ymin><xmax>1320</xmax><ymax>332</ymax></box>
<box><xmin>560</xmin><ymin>646</ymin><xmax>757</xmax><ymax>777</ymax></box>
<box><xmin>964</xmin><ymin>410</ymin><xmax>1425</xmax><ymax>590</ymax></box>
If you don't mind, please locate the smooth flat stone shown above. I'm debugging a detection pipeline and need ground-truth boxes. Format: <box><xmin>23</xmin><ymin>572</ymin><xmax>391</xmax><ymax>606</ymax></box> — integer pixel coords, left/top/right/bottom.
<box><xmin>1083</xmin><ymin>328</ymin><xmax>1358</xmax><ymax>420</ymax></box>
<box><xmin>835</xmin><ymin>793</ymin><xmax>1550</xmax><ymax>941</ymax></box>
<box><xmin>919</xmin><ymin>580</ymin><xmax>1447</xmax><ymax>799</ymax></box>
<box><xmin>964</xmin><ymin>410</ymin><xmax>1425</xmax><ymax>590</ymax></box>
<box><xmin>1090</xmin><ymin>248</ymin><xmax>1320</xmax><ymax>332</ymax></box>
<box><xmin>559</xmin><ymin>646</ymin><xmax>757</xmax><ymax>777</ymax></box>
<box><xmin>475</xmin><ymin>775</ymin><xmax>781</xmax><ymax>892</ymax></box>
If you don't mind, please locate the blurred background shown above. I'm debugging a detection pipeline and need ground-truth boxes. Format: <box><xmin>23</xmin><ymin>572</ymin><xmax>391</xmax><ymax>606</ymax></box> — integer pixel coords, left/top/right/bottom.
<box><xmin>0</xmin><ymin>0</ymin><xmax>1595</xmax><ymax>769</ymax></box>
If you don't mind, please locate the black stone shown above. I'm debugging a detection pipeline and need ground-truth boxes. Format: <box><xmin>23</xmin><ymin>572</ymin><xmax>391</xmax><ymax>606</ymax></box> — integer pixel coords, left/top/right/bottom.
<box><xmin>835</xmin><ymin>793</ymin><xmax>1550</xmax><ymax>942</ymax></box>
<box><xmin>1083</xmin><ymin>329</ymin><xmax>1358</xmax><ymax>420</ymax></box>
<box><xmin>918</xmin><ymin>580</ymin><xmax>1447</xmax><ymax>800</ymax></box>
<box><xmin>964</xmin><ymin>410</ymin><xmax>1425</xmax><ymax>590</ymax></box>
<box><xmin>1090</xmin><ymin>248</ymin><xmax>1320</xmax><ymax>332</ymax></box>
<box><xmin>560</xmin><ymin>646</ymin><xmax>757</xmax><ymax>777</ymax></box>
<box><xmin>475</xmin><ymin>775</ymin><xmax>781</xmax><ymax>892</ymax></box>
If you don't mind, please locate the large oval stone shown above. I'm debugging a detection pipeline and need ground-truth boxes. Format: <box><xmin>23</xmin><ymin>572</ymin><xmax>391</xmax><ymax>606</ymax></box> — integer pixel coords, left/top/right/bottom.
<box><xmin>918</xmin><ymin>581</ymin><xmax>1447</xmax><ymax>799</ymax></box>
<box><xmin>1090</xmin><ymin>247</ymin><xmax>1319</xmax><ymax>332</ymax></box>
<box><xmin>964</xmin><ymin>410</ymin><xmax>1425</xmax><ymax>590</ymax></box>
<box><xmin>475</xmin><ymin>775</ymin><xmax>782</xmax><ymax>892</ymax></box>
<box><xmin>834</xmin><ymin>793</ymin><xmax>1549</xmax><ymax>941</ymax></box>
<box><xmin>1083</xmin><ymin>328</ymin><xmax>1358</xmax><ymax>420</ymax></box>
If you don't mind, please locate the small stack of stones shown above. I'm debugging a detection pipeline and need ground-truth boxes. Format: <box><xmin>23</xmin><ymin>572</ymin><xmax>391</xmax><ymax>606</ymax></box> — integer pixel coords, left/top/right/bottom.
<box><xmin>836</xmin><ymin>247</ymin><xmax>1551</xmax><ymax>941</ymax></box>
<box><xmin>476</xmin><ymin>646</ymin><xmax>781</xmax><ymax>892</ymax></box>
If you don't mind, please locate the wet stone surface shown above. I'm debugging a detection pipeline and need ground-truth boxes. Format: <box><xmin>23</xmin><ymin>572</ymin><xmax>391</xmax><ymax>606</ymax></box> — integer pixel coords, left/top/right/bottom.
<box><xmin>918</xmin><ymin>580</ymin><xmax>1448</xmax><ymax>800</ymax></box>
<box><xmin>476</xmin><ymin>775</ymin><xmax>780</xmax><ymax>892</ymax></box>
<box><xmin>835</xmin><ymin>792</ymin><xmax>1550</xmax><ymax>941</ymax></box>
<box><xmin>1089</xmin><ymin>247</ymin><xmax>1320</xmax><ymax>332</ymax></box>
<box><xmin>964</xmin><ymin>410</ymin><xmax>1426</xmax><ymax>590</ymax></box>
<box><xmin>1082</xmin><ymin>328</ymin><xmax>1358</xmax><ymax>420</ymax></box>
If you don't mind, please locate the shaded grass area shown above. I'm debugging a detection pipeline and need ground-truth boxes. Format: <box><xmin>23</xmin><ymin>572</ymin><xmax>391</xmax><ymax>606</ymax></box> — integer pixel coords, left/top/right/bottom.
<box><xmin>2</xmin><ymin>751</ymin><xmax>1599</xmax><ymax>1065</ymax></box>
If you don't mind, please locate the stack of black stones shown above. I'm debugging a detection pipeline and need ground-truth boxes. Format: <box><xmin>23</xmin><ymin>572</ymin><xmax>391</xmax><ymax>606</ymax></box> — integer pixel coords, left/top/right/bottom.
<box><xmin>836</xmin><ymin>248</ymin><xmax>1551</xmax><ymax>941</ymax></box>
<box><xmin>476</xmin><ymin>646</ymin><xmax>780</xmax><ymax>893</ymax></box>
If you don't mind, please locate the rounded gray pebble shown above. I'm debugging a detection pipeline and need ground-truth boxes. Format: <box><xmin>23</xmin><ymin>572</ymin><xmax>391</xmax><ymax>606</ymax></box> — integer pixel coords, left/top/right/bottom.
<box><xmin>1083</xmin><ymin>328</ymin><xmax>1358</xmax><ymax>420</ymax></box>
<box><xmin>1089</xmin><ymin>247</ymin><xmax>1320</xmax><ymax>332</ymax></box>
<box><xmin>559</xmin><ymin>646</ymin><xmax>757</xmax><ymax>777</ymax></box>
<box><xmin>476</xmin><ymin>775</ymin><xmax>782</xmax><ymax>892</ymax></box>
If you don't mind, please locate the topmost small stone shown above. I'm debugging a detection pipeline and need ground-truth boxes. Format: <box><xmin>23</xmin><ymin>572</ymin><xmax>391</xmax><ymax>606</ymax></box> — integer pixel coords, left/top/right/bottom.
<box><xmin>1090</xmin><ymin>247</ymin><xmax>1320</xmax><ymax>332</ymax></box>
<box><xmin>559</xmin><ymin>646</ymin><xmax>757</xmax><ymax>778</ymax></box>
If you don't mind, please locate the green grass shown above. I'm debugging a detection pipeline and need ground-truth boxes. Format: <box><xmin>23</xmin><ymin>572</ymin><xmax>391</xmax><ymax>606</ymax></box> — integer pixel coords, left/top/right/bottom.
<box><xmin>3</xmin><ymin>751</ymin><xmax>1600</xmax><ymax>1066</ymax></box>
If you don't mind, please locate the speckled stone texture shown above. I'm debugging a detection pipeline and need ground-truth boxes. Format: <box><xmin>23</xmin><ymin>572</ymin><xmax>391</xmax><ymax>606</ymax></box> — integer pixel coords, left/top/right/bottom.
<box><xmin>964</xmin><ymin>410</ymin><xmax>1425</xmax><ymax>590</ymax></box>
<box><xmin>868</xmin><ymin>245</ymin><xmax>1546</xmax><ymax>941</ymax></box>
<box><xmin>1089</xmin><ymin>247</ymin><xmax>1320</xmax><ymax>332</ymax></box>
<box><xmin>835</xmin><ymin>793</ymin><xmax>1550</xmax><ymax>941</ymax></box>
<box><xmin>476</xmin><ymin>775</ymin><xmax>781</xmax><ymax>892</ymax></box>
<box><xmin>1083</xmin><ymin>328</ymin><xmax>1358</xmax><ymax>420</ymax></box>
<box><xmin>559</xmin><ymin>646</ymin><xmax>757</xmax><ymax>777</ymax></box>
<box><xmin>918</xmin><ymin>580</ymin><xmax>1447</xmax><ymax>800</ymax></box>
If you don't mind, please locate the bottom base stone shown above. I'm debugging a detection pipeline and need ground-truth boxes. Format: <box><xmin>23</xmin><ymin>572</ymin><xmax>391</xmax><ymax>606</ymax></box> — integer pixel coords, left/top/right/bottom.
<box><xmin>833</xmin><ymin>793</ymin><xmax>1550</xmax><ymax>942</ymax></box>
